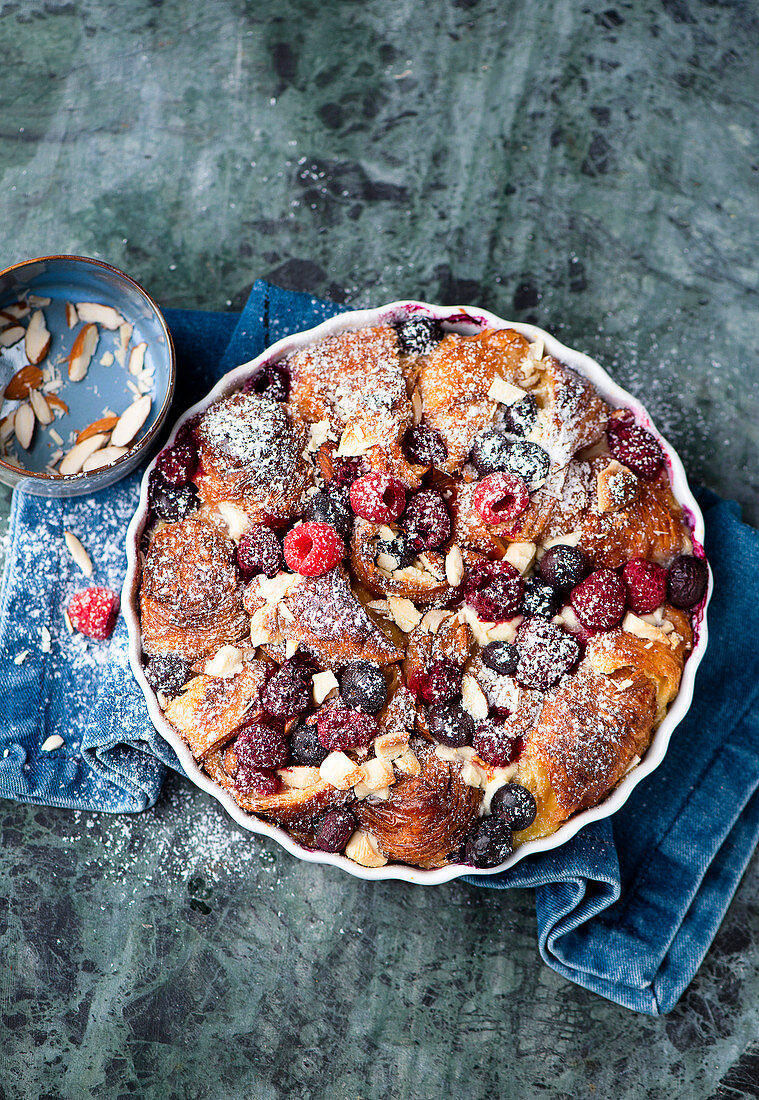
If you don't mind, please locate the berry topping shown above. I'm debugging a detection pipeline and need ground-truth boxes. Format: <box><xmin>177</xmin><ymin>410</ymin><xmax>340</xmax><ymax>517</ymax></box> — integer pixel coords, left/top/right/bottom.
<box><xmin>350</xmin><ymin>473</ymin><xmax>407</xmax><ymax>523</ymax></box>
<box><xmin>490</xmin><ymin>783</ymin><xmax>537</xmax><ymax>831</ymax></box>
<box><xmin>304</xmin><ymin>490</ymin><xmax>352</xmax><ymax>540</ymax></box>
<box><xmin>464</xmin><ymin>559</ymin><xmax>524</xmax><ymax>622</ymax></box>
<box><xmin>402</xmin><ymin>422</ymin><xmax>448</xmax><ymax>468</ymax></box>
<box><xmin>289</xmin><ymin>721</ymin><xmax>329</xmax><ymax>767</ymax></box>
<box><xmin>606</xmin><ymin>419</ymin><xmax>664</xmax><ymax>481</ymax></box>
<box><xmin>148</xmin><ymin>471</ymin><xmax>200</xmax><ymax>522</ymax></box>
<box><xmin>481</xmin><ymin>640</ymin><xmax>519</xmax><ymax>676</ymax></box>
<box><xmin>622</xmin><ymin>558</ymin><xmax>668</xmax><ymax>615</ymax></box>
<box><xmin>427</xmin><ymin>703</ymin><xmax>475</xmax><ymax>747</ymax></box>
<box><xmin>155</xmin><ymin>440</ymin><xmax>198</xmax><ymax>486</ymax></box>
<box><xmin>236</xmin><ymin>526</ymin><xmax>284</xmax><ymax>578</ymax></box>
<box><xmin>520</xmin><ymin>577</ymin><xmax>560</xmax><ymax>620</ymax></box>
<box><xmin>402</xmin><ymin>489</ymin><xmax>452</xmax><ymax>549</ymax></box>
<box><xmin>570</xmin><ymin>569</ymin><xmax>626</xmax><ymax>632</ymax></box>
<box><xmin>242</xmin><ymin>362</ymin><xmax>289</xmax><ymax>402</ymax></box>
<box><xmin>339</xmin><ymin>661</ymin><xmax>388</xmax><ymax>714</ymax></box>
<box><xmin>283</xmin><ymin>522</ymin><xmax>345</xmax><ymax>576</ymax></box>
<box><xmin>472</xmin><ymin>720</ymin><xmax>521</xmax><ymax>767</ymax></box>
<box><xmin>516</xmin><ymin>620</ymin><xmax>580</xmax><ymax>691</ymax></box>
<box><xmin>464</xmin><ymin>816</ymin><xmax>513</xmax><ymax>868</ymax></box>
<box><xmin>329</xmin><ymin>457</ymin><xmax>366</xmax><ymax>490</ymax></box>
<box><xmin>143</xmin><ymin>653</ymin><xmax>193</xmax><ymax>697</ymax></box>
<box><xmin>421</xmin><ymin>659</ymin><xmax>463</xmax><ymax>705</ymax></box>
<box><xmin>667</xmin><ymin>554</ymin><xmax>708</xmax><ymax>609</ymax></box>
<box><xmin>394</xmin><ymin>316</ymin><xmax>445</xmax><ymax>355</ymax></box>
<box><xmin>473</xmin><ymin>472</ymin><xmax>529</xmax><ymax>526</ymax></box>
<box><xmin>261</xmin><ymin>661</ymin><xmax>312</xmax><ymax>719</ymax></box>
<box><xmin>235</xmin><ymin>720</ymin><xmax>289</xmax><ymax>769</ymax></box>
<box><xmin>317</xmin><ymin>706</ymin><xmax>378</xmax><ymax>751</ymax></box>
<box><xmin>498</xmin><ymin>440</ymin><xmax>550</xmax><ymax>491</ymax></box>
<box><xmin>501</xmin><ymin>394</ymin><xmax>538</xmax><ymax>436</ymax></box>
<box><xmin>234</xmin><ymin>764</ymin><xmax>279</xmax><ymax>796</ymax></box>
<box><xmin>470</xmin><ymin>430</ymin><xmax>514</xmax><ymax>477</ymax></box>
<box><xmin>538</xmin><ymin>544</ymin><xmax>587</xmax><ymax>593</ymax></box>
<box><xmin>68</xmin><ymin>586</ymin><xmax>119</xmax><ymax>640</ymax></box>
<box><xmin>375</xmin><ymin>531</ymin><xmax>416</xmax><ymax>570</ymax></box>
<box><xmin>316</xmin><ymin>808</ymin><xmax>357</xmax><ymax>853</ymax></box>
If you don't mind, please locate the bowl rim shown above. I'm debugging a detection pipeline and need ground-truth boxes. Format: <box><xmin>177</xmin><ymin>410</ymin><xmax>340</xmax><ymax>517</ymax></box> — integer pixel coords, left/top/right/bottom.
<box><xmin>0</xmin><ymin>253</ymin><xmax>176</xmax><ymax>484</ymax></box>
<box><xmin>122</xmin><ymin>300</ymin><xmax>712</xmax><ymax>886</ymax></box>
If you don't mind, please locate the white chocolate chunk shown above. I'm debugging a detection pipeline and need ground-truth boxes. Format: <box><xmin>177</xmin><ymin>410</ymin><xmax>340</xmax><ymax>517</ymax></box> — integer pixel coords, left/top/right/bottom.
<box><xmin>504</xmin><ymin>541</ymin><xmax>536</xmax><ymax>575</ymax></box>
<box><xmin>204</xmin><ymin>645</ymin><xmax>244</xmax><ymax>678</ymax></box>
<box><xmin>344</xmin><ymin>829</ymin><xmax>388</xmax><ymax>867</ymax></box>
<box><xmin>319</xmin><ymin>751</ymin><xmax>365</xmax><ymax>790</ymax></box>
<box><xmin>277</xmin><ymin>766</ymin><xmax>321</xmax><ymax>789</ymax></box>
<box><xmin>488</xmin><ymin>377</ymin><xmax>527</xmax><ymax>405</ymax></box>
<box><xmin>312</xmin><ymin>670</ymin><xmax>339</xmax><ymax>705</ymax></box>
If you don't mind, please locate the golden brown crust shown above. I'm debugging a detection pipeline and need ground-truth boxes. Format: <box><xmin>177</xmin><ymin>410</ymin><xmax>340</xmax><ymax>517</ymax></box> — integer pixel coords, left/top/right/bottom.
<box><xmin>349</xmin><ymin>517</ymin><xmax>451</xmax><ymax>603</ymax></box>
<box><xmin>164</xmin><ymin>663</ymin><xmax>268</xmax><ymax>758</ymax></box>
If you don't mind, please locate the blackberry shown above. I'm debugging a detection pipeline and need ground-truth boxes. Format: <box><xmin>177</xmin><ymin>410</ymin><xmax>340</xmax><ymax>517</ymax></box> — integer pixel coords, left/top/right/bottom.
<box><xmin>402</xmin><ymin>490</ymin><xmax>451</xmax><ymax>550</ymax></box>
<box><xmin>499</xmin><ymin>440</ymin><xmax>550</xmax><ymax>491</ymax></box>
<box><xmin>144</xmin><ymin>653</ymin><xmax>193</xmax><ymax>698</ymax></box>
<box><xmin>470</xmin><ymin>430</ymin><xmax>513</xmax><ymax>477</ymax></box>
<box><xmin>289</xmin><ymin>722</ymin><xmax>329</xmax><ymax>767</ymax></box>
<box><xmin>402</xmin><ymin>423</ymin><xmax>448</xmax><ymax>468</ymax></box>
<box><xmin>394</xmin><ymin>316</ymin><xmax>445</xmax><ymax>355</ymax></box>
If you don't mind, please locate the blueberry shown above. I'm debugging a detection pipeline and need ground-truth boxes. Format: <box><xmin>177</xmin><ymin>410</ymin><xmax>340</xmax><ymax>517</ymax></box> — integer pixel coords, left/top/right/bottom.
<box><xmin>490</xmin><ymin>783</ymin><xmax>537</xmax><ymax>831</ymax></box>
<box><xmin>289</xmin><ymin>722</ymin><xmax>329</xmax><ymax>767</ymax></box>
<box><xmin>520</xmin><ymin>577</ymin><xmax>559</xmax><ymax>620</ymax></box>
<box><xmin>499</xmin><ymin>440</ymin><xmax>550</xmax><ymax>491</ymax></box>
<box><xmin>394</xmin><ymin>316</ymin><xmax>445</xmax><ymax>355</ymax></box>
<box><xmin>148</xmin><ymin>472</ymin><xmax>199</xmax><ymax>522</ymax></box>
<box><xmin>470</xmin><ymin>430</ymin><xmax>513</xmax><ymax>477</ymax></box>
<box><xmin>538</xmin><ymin>544</ymin><xmax>586</xmax><ymax>593</ymax></box>
<box><xmin>464</xmin><ymin>816</ymin><xmax>513</xmax><ymax>868</ymax></box>
<box><xmin>481</xmin><ymin>641</ymin><xmax>519</xmax><ymax>676</ymax></box>
<box><xmin>427</xmin><ymin>703</ymin><xmax>475</xmax><ymax>747</ymax></box>
<box><xmin>339</xmin><ymin>661</ymin><xmax>388</xmax><ymax>714</ymax></box>
<box><xmin>304</xmin><ymin>490</ymin><xmax>352</xmax><ymax>539</ymax></box>
<box><xmin>501</xmin><ymin>394</ymin><xmax>537</xmax><ymax>436</ymax></box>
<box><xmin>316</xmin><ymin>808</ymin><xmax>357</xmax><ymax>853</ymax></box>
<box><xmin>375</xmin><ymin>532</ymin><xmax>416</xmax><ymax>570</ymax></box>
<box><xmin>144</xmin><ymin>653</ymin><xmax>193</xmax><ymax>698</ymax></box>
<box><xmin>243</xmin><ymin>363</ymin><xmax>289</xmax><ymax>402</ymax></box>
<box><xmin>667</xmin><ymin>554</ymin><xmax>708</xmax><ymax>609</ymax></box>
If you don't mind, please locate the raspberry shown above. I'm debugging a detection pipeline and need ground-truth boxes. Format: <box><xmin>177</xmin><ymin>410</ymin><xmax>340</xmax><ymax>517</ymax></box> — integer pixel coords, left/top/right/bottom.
<box><xmin>491</xmin><ymin>783</ymin><xmax>537</xmax><ymax>830</ymax></box>
<box><xmin>234</xmin><ymin>764</ymin><xmax>279</xmax><ymax>796</ymax></box>
<box><xmin>235</xmin><ymin>720</ymin><xmax>289</xmax><ymax>769</ymax></box>
<box><xmin>402</xmin><ymin>423</ymin><xmax>448</xmax><ymax>468</ymax></box>
<box><xmin>317</xmin><ymin>706</ymin><xmax>378</xmax><ymax>751</ymax></box>
<box><xmin>394</xmin><ymin>316</ymin><xmax>444</xmax><ymax>355</ymax></box>
<box><xmin>236</xmin><ymin>526</ymin><xmax>284</xmax><ymax>579</ymax></box>
<box><xmin>288</xmin><ymin>721</ymin><xmax>329</xmax><ymax>767</ymax></box>
<box><xmin>316</xmin><ymin>808</ymin><xmax>357</xmax><ymax>852</ymax></box>
<box><xmin>402</xmin><ymin>489</ymin><xmax>451</xmax><ymax>549</ymax></box>
<box><xmin>520</xmin><ymin>577</ymin><xmax>559</xmax><ymax>620</ymax></box>
<box><xmin>350</xmin><ymin>473</ymin><xmax>407</xmax><ymax>523</ymax></box>
<box><xmin>156</xmin><ymin>440</ymin><xmax>198</xmax><ymax>486</ymax></box>
<box><xmin>473</xmin><ymin>472</ymin><xmax>529</xmax><ymax>526</ymax></box>
<box><xmin>261</xmin><ymin>661</ymin><xmax>311</xmax><ymax>719</ymax></box>
<box><xmin>516</xmin><ymin>620</ymin><xmax>580</xmax><ymax>691</ymax></box>
<box><xmin>421</xmin><ymin>660</ymin><xmax>462</xmax><ymax>705</ymax></box>
<box><xmin>464</xmin><ymin>816</ymin><xmax>513</xmax><ymax>868</ymax></box>
<box><xmin>464</xmin><ymin>559</ymin><xmax>524</xmax><ymax>622</ymax></box>
<box><xmin>472</xmin><ymin>720</ymin><xmax>521</xmax><ymax>767</ymax></box>
<box><xmin>622</xmin><ymin>558</ymin><xmax>667</xmax><ymax>615</ymax></box>
<box><xmin>329</xmin><ymin>457</ymin><xmax>366</xmax><ymax>490</ymax></box>
<box><xmin>148</xmin><ymin>470</ymin><xmax>199</xmax><ymax>522</ymax></box>
<box><xmin>501</xmin><ymin>394</ymin><xmax>537</xmax><ymax>436</ymax></box>
<box><xmin>606</xmin><ymin>420</ymin><xmax>664</xmax><ymax>481</ymax></box>
<box><xmin>571</xmin><ymin>569</ymin><xmax>626</xmax><ymax>632</ymax></box>
<box><xmin>242</xmin><ymin>363</ymin><xmax>289</xmax><ymax>402</ymax></box>
<box><xmin>667</xmin><ymin>554</ymin><xmax>708</xmax><ymax>609</ymax></box>
<box><xmin>427</xmin><ymin>703</ymin><xmax>475</xmax><ymax>747</ymax></box>
<box><xmin>538</xmin><ymin>544</ymin><xmax>586</xmax><ymax>593</ymax></box>
<box><xmin>68</xmin><ymin>586</ymin><xmax>119</xmax><ymax>640</ymax></box>
<box><xmin>283</xmin><ymin>522</ymin><xmax>345</xmax><ymax>576</ymax></box>
<box><xmin>144</xmin><ymin>654</ymin><xmax>193</xmax><ymax>697</ymax></box>
<box><xmin>304</xmin><ymin>491</ymin><xmax>351</xmax><ymax>539</ymax></box>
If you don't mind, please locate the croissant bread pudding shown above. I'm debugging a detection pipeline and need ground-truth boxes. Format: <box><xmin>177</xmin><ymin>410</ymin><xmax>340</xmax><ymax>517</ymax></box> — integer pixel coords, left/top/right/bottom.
<box><xmin>136</xmin><ymin>313</ymin><xmax>708</xmax><ymax>872</ymax></box>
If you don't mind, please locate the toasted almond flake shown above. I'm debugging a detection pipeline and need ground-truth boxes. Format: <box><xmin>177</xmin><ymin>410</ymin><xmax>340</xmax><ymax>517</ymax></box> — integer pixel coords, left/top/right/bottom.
<box><xmin>63</xmin><ymin>609</ymin><xmax>74</xmax><ymax>634</ymax></box>
<box><xmin>81</xmin><ymin>445</ymin><xmax>128</xmax><ymax>471</ymax></box>
<box><xmin>58</xmin><ymin>433</ymin><xmax>108</xmax><ymax>475</ymax></box>
<box><xmin>344</xmin><ymin>829</ymin><xmax>387</xmax><ymax>868</ymax></box>
<box><xmin>29</xmin><ymin>387</ymin><xmax>53</xmax><ymax>424</ymax></box>
<box><xmin>67</xmin><ymin>322</ymin><xmax>99</xmax><ymax>381</ymax></box>
<box><xmin>48</xmin><ymin>449</ymin><xmax>63</xmax><ymax>467</ymax></box>
<box><xmin>126</xmin><ymin>379</ymin><xmax>141</xmax><ymax>397</ymax></box>
<box><xmin>40</xmin><ymin>626</ymin><xmax>52</xmax><ymax>653</ymax></box>
<box><xmin>319</xmin><ymin>751</ymin><xmax>365</xmax><ymax>790</ymax></box>
<box><xmin>76</xmin><ymin>415</ymin><xmax>118</xmax><ymax>444</ymax></box>
<box><xmin>488</xmin><ymin>377</ymin><xmax>527</xmax><ymax>405</ymax></box>
<box><xmin>99</xmin><ymin>350</ymin><xmax>114</xmax><ymax>366</ymax></box>
<box><xmin>394</xmin><ymin>749</ymin><xmax>421</xmax><ymax>776</ymax></box>
<box><xmin>4</xmin><ymin>363</ymin><xmax>44</xmax><ymax>400</ymax></box>
<box><xmin>45</xmin><ymin>394</ymin><xmax>69</xmax><ymax>416</ymax></box>
<box><xmin>312</xmin><ymin>669</ymin><xmax>339</xmax><ymax>705</ymax></box>
<box><xmin>387</xmin><ymin>595</ymin><xmax>422</xmax><ymax>633</ymax></box>
<box><xmin>284</xmin><ymin>638</ymin><xmax>298</xmax><ymax>658</ymax></box>
<box><xmin>336</xmin><ymin>421</ymin><xmax>378</xmax><ymax>457</ymax></box>
<box><xmin>1</xmin><ymin>302</ymin><xmax>30</xmax><ymax>320</ymax></box>
<box><xmin>63</xmin><ymin>530</ymin><xmax>93</xmax><ymax>577</ymax></box>
<box><xmin>41</xmin><ymin>734</ymin><xmax>64</xmax><ymax>752</ymax></box>
<box><xmin>25</xmin><ymin>309</ymin><xmax>51</xmax><ymax>364</ymax></box>
<box><xmin>277</xmin><ymin>766</ymin><xmax>321</xmax><ymax>789</ymax></box>
<box><xmin>0</xmin><ymin>324</ymin><xmax>25</xmax><ymax>347</ymax></box>
<box><xmin>461</xmin><ymin>675</ymin><xmax>489</xmax><ymax>719</ymax></box>
<box><xmin>128</xmin><ymin>341</ymin><xmax>147</xmax><ymax>376</ymax></box>
<box><xmin>204</xmin><ymin>645</ymin><xmax>244</xmax><ymax>678</ymax></box>
<box><xmin>65</xmin><ymin>302</ymin><xmax>78</xmax><ymax>328</ymax></box>
<box><xmin>374</xmin><ymin>730</ymin><xmax>410</xmax><ymax>759</ymax></box>
<box><xmin>110</xmin><ymin>394</ymin><xmax>151</xmax><ymax>447</ymax></box>
<box><xmin>14</xmin><ymin>402</ymin><xmax>34</xmax><ymax>449</ymax></box>
<box><xmin>357</xmin><ymin>757</ymin><xmax>395</xmax><ymax>792</ymax></box>
<box><xmin>27</xmin><ymin>294</ymin><xmax>51</xmax><ymax>307</ymax></box>
<box><xmin>411</xmin><ymin>388</ymin><xmax>423</xmax><ymax>425</ymax></box>
<box><xmin>445</xmin><ymin>545</ymin><xmax>464</xmax><ymax>586</ymax></box>
<box><xmin>0</xmin><ymin>412</ymin><xmax>15</xmax><ymax>442</ymax></box>
<box><xmin>76</xmin><ymin>302</ymin><xmax>125</xmax><ymax>329</ymax></box>
<box><xmin>307</xmin><ymin>419</ymin><xmax>333</xmax><ymax>452</ymax></box>
<box><xmin>13</xmin><ymin>650</ymin><xmax>29</xmax><ymax>665</ymax></box>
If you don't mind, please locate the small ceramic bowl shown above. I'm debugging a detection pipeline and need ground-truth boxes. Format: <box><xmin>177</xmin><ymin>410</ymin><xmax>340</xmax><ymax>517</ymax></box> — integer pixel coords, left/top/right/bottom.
<box><xmin>123</xmin><ymin>301</ymin><xmax>711</xmax><ymax>886</ymax></box>
<box><xmin>0</xmin><ymin>255</ymin><xmax>175</xmax><ymax>496</ymax></box>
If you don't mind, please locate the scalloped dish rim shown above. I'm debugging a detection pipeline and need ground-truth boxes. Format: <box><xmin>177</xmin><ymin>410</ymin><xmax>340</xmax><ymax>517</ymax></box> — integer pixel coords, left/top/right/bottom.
<box><xmin>122</xmin><ymin>300</ymin><xmax>711</xmax><ymax>886</ymax></box>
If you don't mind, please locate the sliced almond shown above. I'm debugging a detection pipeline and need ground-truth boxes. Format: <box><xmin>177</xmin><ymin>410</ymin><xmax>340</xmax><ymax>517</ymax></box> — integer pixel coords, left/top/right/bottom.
<box><xmin>461</xmin><ymin>675</ymin><xmax>489</xmax><ymax>719</ymax></box>
<box><xmin>45</xmin><ymin>394</ymin><xmax>69</xmax><ymax>416</ymax></box>
<box><xmin>58</xmin><ymin>433</ymin><xmax>108</xmax><ymax>475</ymax></box>
<box><xmin>277</xmin><ymin>766</ymin><xmax>321</xmax><ymax>789</ymax></box>
<box><xmin>4</xmin><ymin>363</ymin><xmax>43</xmax><ymax>400</ymax></box>
<box><xmin>110</xmin><ymin>394</ymin><xmax>151</xmax><ymax>448</ymax></box>
<box><xmin>63</xmin><ymin>531</ymin><xmax>93</xmax><ymax>577</ymax></box>
<box><xmin>65</xmin><ymin>302</ymin><xmax>78</xmax><ymax>328</ymax></box>
<box><xmin>1</xmin><ymin>302</ymin><xmax>30</xmax><ymax>321</ymax></box>
<box><xmin>29</xmin><ymin>387</ymin><xmax>53</xmax><ymax>424</ymax></box>
<box><xmin>14</xmin><ymin>402</ymin><xmax>34</xmax><ymax>449</ymax></box>
<box><xmin>75</xmin><ymin>302</ymin><xmax>125</xmax><ymax>329</ymax></box>
<box><xmin>445</xmin><ymin>545</ymin><xmax>464</xmax><ymax>587</ymax></box>
<box><xmin>128</xmin><ymin>341</ymin><xmax>147</xmax><ymax>376</ymax></box>
<box><xmin>344</xmin><ymin>829</ymin><xmax>388</xmax><ymax>868</ymax></box>
<box><xmin>41</xmin><ymin>734</ymin><xmax>64</xmax><ymax>752</ymax></box>
<box><xmin>67</xmin><ymin>323</ymin><xmax>99</xmax><ymax>381</ymax></box>
<box><xmin>27</xmin><ymin>294</ymin><xmax>51</xmax><ymax>307</ymax></box>
<box><xmin>81</xmin><ymin>445</ymin><xmax>128</xmax><ymax>472</ymax></box>
<box><xmin>387</xmin><ymin>595</ymin><xmax>422</xmax><ymax>633</ymax></box>
<box><xmin>48</xmin><ymin>427</ymin><xmax>63</xmax><ymax>446</ymax></box>
<box><xmin>25</xmin><ymin>310</ymin><xmax>51</xmax><ymax>364</ymax></box>
<box><xmin>0</xmin><ymin>324</ymin><xmax>25</xmax><ymax>348</ymax></box>
<box><xmin>76</xmin><ymin>414</ymin><xmax>118</xmax><ymax>444</ymax></box>
<box><xmin>0</xmin><ymin>411</ymin><xmax>15</xmax><ymax>442</ymax></box>
<box><xmin>99</xmin><ymin>351</ymin><xmax>114</xmax><ymax>367</ymax></box>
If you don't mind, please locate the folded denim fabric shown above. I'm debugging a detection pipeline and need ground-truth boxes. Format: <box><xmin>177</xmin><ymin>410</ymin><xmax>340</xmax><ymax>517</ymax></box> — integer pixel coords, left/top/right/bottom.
<box><xmin>0</xmin><ymin>281</ymin><xmax>755</xmax><ymax>1016</ymax></box>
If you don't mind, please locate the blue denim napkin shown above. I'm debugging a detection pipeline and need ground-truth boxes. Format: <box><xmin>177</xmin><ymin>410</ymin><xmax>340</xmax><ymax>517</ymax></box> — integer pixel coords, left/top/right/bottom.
<box><xmin>1</xmin><ymin>280</ymin><xmax>756</xmax><ymax>1016</ymax></box>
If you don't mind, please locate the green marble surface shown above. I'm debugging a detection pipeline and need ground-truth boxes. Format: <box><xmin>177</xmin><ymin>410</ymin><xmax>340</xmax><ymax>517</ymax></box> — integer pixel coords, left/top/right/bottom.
<box><xmin>1</xmin><ymin>1</ymin><xmax>759</xmax><ymax>1097</ymax></box>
